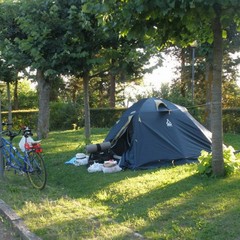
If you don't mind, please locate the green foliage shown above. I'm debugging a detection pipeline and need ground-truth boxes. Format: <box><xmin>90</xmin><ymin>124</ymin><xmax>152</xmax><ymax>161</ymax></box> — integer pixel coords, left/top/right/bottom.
<box><xmin>224</xmin><ymin>146</ymin><xmax>240</xmax><ymax>175</ymax></box>
<box><xmin>0</xmin><ymin>79</ymin><xmax>38</xmax><ymax>110</ymax></box>
<box><xmin>1</xmin><ymin>106</ymin><xmax>239</xmax><ymax>132</ymax></box>
<box><xmin>0</xmin><ymin>59</ymin><xmax>17</xmax><ymax>83</ymax></box>
<box><xmin>0</xmin><ymin>107</ymin><xmax>126</xmax><ymax>130</ymax></box>
<box><xmin>223</xmin><ymin>108</ymin><xmax>240</xmax><ymax>133</ymax></box>
<box><xmin>17</xmin><ymin>92</ymin><xmax>38</xmax><ymax>109</ymax></box>
<box><xmin>197</xmin><ymin>146</ymin><xmax>240</xmax><ymax>176</ymax></box>
<box><xmin>197</xmin><ymin>150</ymin><xmax>213</xmax><ymax>176</ymax></box>
<box><xmin>49</xmin><ymin>103</ymin><xmax>125</xmax><ymax>130</ymax></box>
<box><xmin>1</xmin><ymin>110</ymin><xmax>38</xmax><ymax>129</ymax></box>
<box><xmin>49</xmin><ymin>102</ymin><xmax>81</xmax><ymax>131</ymax></box>
<box><xmin>90</xmin><ymin>108</ymin><xmax>124</xmax><ymax>128</ymax></box>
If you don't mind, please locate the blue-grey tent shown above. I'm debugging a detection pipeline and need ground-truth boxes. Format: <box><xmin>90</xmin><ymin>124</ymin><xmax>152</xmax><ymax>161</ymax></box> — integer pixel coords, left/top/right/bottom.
<box><xmin>105</xmin><ymin>98</ymin><xmax>212</xmax><ymax>169</ymax></box>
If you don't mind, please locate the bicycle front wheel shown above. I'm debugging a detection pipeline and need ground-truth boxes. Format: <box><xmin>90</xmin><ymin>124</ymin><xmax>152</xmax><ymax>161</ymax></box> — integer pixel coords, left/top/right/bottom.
<box><xmin>26</xmin><ymin>151</ymin><xmax>47</xmax><ymax>190</ymax></box>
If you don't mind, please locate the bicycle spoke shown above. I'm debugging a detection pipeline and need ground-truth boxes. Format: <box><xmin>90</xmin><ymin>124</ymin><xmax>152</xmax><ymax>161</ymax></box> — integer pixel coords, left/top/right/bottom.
<box><xmin>27</xmin><ymin>152</ymin><xmax>47</xmax><ymax>190</ymax></box>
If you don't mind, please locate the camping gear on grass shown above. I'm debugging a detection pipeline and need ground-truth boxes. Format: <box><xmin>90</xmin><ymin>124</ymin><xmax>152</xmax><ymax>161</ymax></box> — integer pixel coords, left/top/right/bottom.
<box><xmin>74</xmin><ymin>153</ymin><xmax>88</xmax><ymax>165</ymax></box>
<box><xmin>86</xmin><ymin>142</ymin><xmax>111</xmax><ymax>153</ymax></box>
<box><xmin>87</xmin><ymin>161</ymin><xmax>122</xmax><ymax>173</ymax></box>
<box><xmin>104</xmin><ymin>98</ymin><xmax>212</xmax><ymax>170</ymax></box>
<box><xmin>86</xmin><ymin>142</ymin><xmax>113</xmax><ymax>165</ymax></box>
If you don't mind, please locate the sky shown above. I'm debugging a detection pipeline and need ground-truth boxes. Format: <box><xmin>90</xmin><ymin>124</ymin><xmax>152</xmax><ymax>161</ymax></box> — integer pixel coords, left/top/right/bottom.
<box><xmin>230</xmin><ymin>52</ymin><xmax>240</xmax><ymax>87</ymax></box>
<box><xmin>122</xmin><ymin>53</ymin><xmax>180</xmax><ymax>107</ymax></box>
<box><xmin>143</xmin><ymin>53</ymin><xmax>180</xmax><ymax>88</ymax></box>
<box><xmin>145</xmin><ymin>52</ymin><xmax>240</xmax><ymax>88</ymax></box>
<box><xmin>123</xmin><ymin>51</ymin><xmax>240</xmax><ymax>107</ymax></box>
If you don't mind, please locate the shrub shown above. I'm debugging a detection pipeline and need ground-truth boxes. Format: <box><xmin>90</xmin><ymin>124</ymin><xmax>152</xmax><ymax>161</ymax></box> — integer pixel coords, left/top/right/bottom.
<box><xmin>1</xmin><ymin>106</ymin><xmax>239</xmax><ymax>132</ymax></box>
<box><xmin>197</xmin><ymin>150</ymin><xmax>213</xmax><ymax>176</ymax></box>
<box><xmin>50</xmin><ymin>102</ymin><xmax>81</xmax><ymax>130</ymax></box>
<box><xmin>90</xmin><ymin>108</ymin><xmax>125</xmax><ymax>128</ymax></box>
<box><xmin>197</xmin><ymin>146</ymin><xmax>240</xmax><ymax>176</ymax></box>
<box><xmin>223</xmin><ymin>108</ymin><xmax>240</xmax><ymax>133</ymax></box>
<box><xmin>1</xmin><ymin>110</ymin><xmax>38</xmax><ymax>129</ymax></box>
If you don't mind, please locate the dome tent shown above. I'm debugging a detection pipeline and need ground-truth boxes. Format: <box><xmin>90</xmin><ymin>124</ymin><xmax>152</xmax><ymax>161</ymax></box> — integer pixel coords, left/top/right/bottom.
<box><xmin>105</xmin><ymin>98</ymin><xmax>212</xmax><ymax>170</ymax></box>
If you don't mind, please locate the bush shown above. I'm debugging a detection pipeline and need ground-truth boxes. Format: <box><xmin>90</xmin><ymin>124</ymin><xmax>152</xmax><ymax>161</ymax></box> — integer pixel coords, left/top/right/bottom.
<box><xmin>223</xmin><ymin>108</ymin><xmax>240</xmax><ymax>133</ymax></box>
<box><xmin>1</xmin><ymin>106</ymin><xmax>239</xmax><ymax>132</ymax></box>
<box><xmin>1</xmin><ymin>110</ymin><xmax>38</xmax><ymax>130</ymax></box>
<box><xmin>90</xmin><ymin>108</ymin><xmax>125</xmax><ymax>128</ymax></box>
<box><xmin>50</xmin><ymin>102</ymin><xmax>81</xmax><ymax>130</ymax></box>
<box><xmin>197</xmin><ymin>146</ymin><xmax>240</xmax><ymax>176</ymax></box>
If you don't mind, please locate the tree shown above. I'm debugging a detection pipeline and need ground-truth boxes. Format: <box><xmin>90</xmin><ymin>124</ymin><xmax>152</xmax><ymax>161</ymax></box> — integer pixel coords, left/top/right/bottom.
<box><xmin>168</xmin><ymin>42</ymin><xmax>240</xmax><ymax>127</ymax></box>
<box><xmin>0</xmin><ymin>85</ymin><xmax>4</xmax><ymax>180</ymax></box>
<box><xmin>0</xmin><ymin>58</ymin><xmax>18</xmax><ymax>126</ymax></box>
<box><xmin>0</xmin><ymin>0</ymin><xmax>105</xmax><ymax>140</ymax></box>
<box><xmin>1</xmin><ymin>0</ymin><xmax>159</xmax><ymax>142</ymax></box>
<box><xmin>15</xmin><ymin>0</ymin><xmax>142</xmax><ymax>141</ymax></box>
<box><xmin>0</xmin><ymin>46</ymin><xmax>17</xmax><ymax>180</ymax></box>
<box><xmin>85</xmin><ymin>0</ymin><xmax>240</xmax><ymax>176</ymax></box>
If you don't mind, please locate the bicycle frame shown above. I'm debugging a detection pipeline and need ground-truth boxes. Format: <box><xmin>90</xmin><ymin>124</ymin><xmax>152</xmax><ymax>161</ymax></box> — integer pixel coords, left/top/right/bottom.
<box><xmin>1</xmin><ymin>137</ymin><xmax>35</xmax><ymax>173</ymax></box>
<box><xmin>1</xmin><ymin>123</ymin><xmax>47</xmax><ymax>189</ymax></box>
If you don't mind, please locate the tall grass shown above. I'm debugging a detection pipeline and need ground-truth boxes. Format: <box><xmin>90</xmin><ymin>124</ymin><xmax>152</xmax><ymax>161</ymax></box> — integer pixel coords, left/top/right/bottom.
<box><xmin>0</xmin><ymin>129</ymin><xmax>240</xmax><ymax>240</ymax></box>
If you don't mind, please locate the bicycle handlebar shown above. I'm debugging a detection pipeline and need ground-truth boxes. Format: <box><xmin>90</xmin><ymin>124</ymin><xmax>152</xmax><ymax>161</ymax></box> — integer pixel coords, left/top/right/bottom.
<box><xmin>2</xmin><ymin>122</ymin><xmax>13</xmax><ymax>126</ymax></box>
<box><xmin>1</xmin><ymin>128</ymin><xmax>22</xmax><ymax>139</ymax></box>
<box><xmin>1</xmin><ymin>122</ymin><xmax>33</xmax><ymax>140</ymax></box>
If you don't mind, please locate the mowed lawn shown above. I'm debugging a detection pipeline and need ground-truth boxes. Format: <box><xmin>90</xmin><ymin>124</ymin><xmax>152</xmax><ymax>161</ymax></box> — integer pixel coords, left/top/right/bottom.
<box><xmin>0</xmin><ymin>129</ymin><xmax>240</xmax><ymax>240</ymax></box>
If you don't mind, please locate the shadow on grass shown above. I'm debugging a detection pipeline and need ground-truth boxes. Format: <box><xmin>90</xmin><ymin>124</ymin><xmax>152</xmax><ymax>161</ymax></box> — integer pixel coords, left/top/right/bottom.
<box><xmin>108</xmin><ymin>174</ymin><xmax>240</xmax><ymax>239</ymax></box>
<box><xmin>17</xmin><ymin>170</ymin><xmax>240</xmax><ymax>240</ymax></box>
<box><xmin>3</xmin><ymin>161</ymin><xmax>240</xmax><ymax>240</ymax></box>
<box><xmin>2</xmin><ymin>130</ymin><xmax>240</xmax><ymax>239</ymax></box>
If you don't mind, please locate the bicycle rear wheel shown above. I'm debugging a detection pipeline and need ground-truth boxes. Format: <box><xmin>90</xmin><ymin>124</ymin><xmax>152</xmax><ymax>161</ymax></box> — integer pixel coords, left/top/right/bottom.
<box><xmin>26</xmin><ymin>151</ymin><xmax>47</xmax><ymax>190</ymax></box>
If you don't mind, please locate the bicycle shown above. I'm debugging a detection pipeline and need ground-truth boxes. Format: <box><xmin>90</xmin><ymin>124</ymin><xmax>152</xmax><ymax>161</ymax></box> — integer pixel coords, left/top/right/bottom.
<box><xmin>0</xmin><ymin>122</ymin><xmax>47</xmax><ymax>190</ymax></box>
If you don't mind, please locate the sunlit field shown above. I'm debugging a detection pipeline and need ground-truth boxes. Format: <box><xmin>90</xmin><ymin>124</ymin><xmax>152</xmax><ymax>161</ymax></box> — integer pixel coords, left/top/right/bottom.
<box><xmin>0</xmin><ymin>129</ymin><xmax>240</xmax><ymax>240</ymax></box>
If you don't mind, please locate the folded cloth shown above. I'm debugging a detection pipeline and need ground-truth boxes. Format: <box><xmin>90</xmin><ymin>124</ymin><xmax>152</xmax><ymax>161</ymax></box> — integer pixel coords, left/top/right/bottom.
<box><xmin>65</xmin><ymin>156</ymin><xmax>89</xmax><ymax>166</ymax></box>
<box><xmin>65</xmin><ymin>157</ymin><xmax>76</xmax><ymax>164</ymax></box>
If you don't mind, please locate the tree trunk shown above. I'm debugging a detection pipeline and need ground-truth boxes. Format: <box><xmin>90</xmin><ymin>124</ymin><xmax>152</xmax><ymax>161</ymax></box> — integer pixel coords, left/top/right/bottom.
<box><xmin>6</xmin><ymin>82</ymin><xmax>12</xmax><ymax>130</ymax></box>
<box><xmin>13</xmin><ymin>80</ymin><xmax>19</xmax><ymax>110</ymax></box>
<box><xmin>109</xmin><ymin>72</ymin><xmax>116</xmax><ymax>108</ymax></box>
<box><xmin>211</xmin><ymin>4</ymin><xmax>224</xmax><ymax>176</ymax></box>
<box><xmin>180</xmin><ymin>48</ymin><xmax>186</xmax><ymax>97</ymax></box>
<box><xmin>0</xmin><ymin>91</ymin><xmax>4</xmax><ymax>180</ymax></box>
<box><xmin>204</xmin><ymin>55</ymin><xmax>213</xmax><ymax>131</ymax></box>
<box><xmin>83</xmin><ymin>72</ymin><xmax>91</xmax><ymax>143</ymax></box>
<box><xmin>36</xmin><ymin>69</ymin><xmax>50</xmax><ymax>139</ymax></box>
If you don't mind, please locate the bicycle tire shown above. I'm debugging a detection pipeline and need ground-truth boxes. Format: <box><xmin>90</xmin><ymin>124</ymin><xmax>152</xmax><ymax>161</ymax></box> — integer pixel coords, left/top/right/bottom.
<box><xmin>26</xmin><ymin>151</ymin><xmax>47</xmax><ymax>190</ymax></box>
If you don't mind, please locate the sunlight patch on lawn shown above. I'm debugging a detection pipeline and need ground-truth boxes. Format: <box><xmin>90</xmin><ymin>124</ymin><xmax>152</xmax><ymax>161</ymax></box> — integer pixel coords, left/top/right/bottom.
<box><xmin>94</xmin><ymin>165</ymin><xmax>196</xmax><ymax>204</ymax></box>
<box><xmin>17</xmin><ymin>196</ymin><xmax>141</xmax><ymax>239</ymax></box>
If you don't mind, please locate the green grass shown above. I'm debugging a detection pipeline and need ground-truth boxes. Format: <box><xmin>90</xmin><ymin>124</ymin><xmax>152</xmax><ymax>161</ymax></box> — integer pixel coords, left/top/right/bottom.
<box><xmin>0</xmin><ymin>129</ymin><xmax>240</xmax><ymax>240</ymax></box>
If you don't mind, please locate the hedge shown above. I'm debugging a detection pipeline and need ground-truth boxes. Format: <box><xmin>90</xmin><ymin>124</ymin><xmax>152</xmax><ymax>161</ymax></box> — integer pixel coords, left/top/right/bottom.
<box><xmin>90</xmin><ymin>108</ymin><xmax>125</xmax><ymax>128</ymax></box>
<box><xmin>49</xmin><ymin>102</ymin><xmax>81</xmax><ymax>130</ymax></box>
<box><xmin>1</xmin><ymin>109</ymin><xmax>38</xmax><ymax>131</ymax></box>
<box><xmin>222</xmin><ymin>108</ymin><xmax>240</xmax><ymax>133</ymax></box>
<box><xmin>1</xmin><ymin>107</ymin><xmax>240</xmax><ymax>133</ymax></box>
